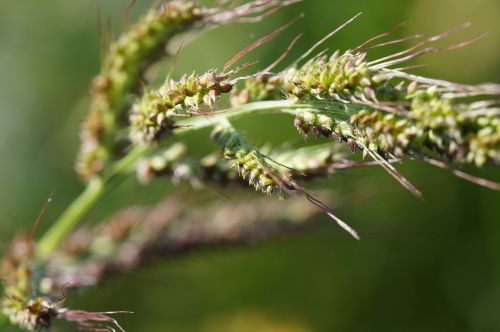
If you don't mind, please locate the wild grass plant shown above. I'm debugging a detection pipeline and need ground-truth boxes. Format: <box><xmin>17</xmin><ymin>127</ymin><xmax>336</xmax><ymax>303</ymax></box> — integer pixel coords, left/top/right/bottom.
<box><xmin>1</xmin><ymin>0</ymin><xmax>499</xmax><ymax>331</ymax></box>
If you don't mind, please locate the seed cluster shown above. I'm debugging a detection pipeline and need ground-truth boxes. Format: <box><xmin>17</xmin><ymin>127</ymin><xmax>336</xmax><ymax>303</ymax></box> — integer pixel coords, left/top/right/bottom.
<box><xmin>1</xmin><ymin>236</ymin><xmax>38</xmax><ymax>331</ymax></box>
<box><xmin>294</xmin><ymin>110</ymin><xmax>364</xmax><ymax>152</ymax></box>
<box><xmin>231</xmin><ymin>74</ymin><xmax>285</xmax><ymax>106</ymax></box>
<box><xmin>1</xmin><ymin>235</ymin><xmax>131</xmax><ymax>332</ymax></box>
<box><xmin>348</xmin><ymin>109</ymin><xmax>415</xmax><ymax>158</ymax></box>
<box><xmin>348</xmin><ymin>87</ymin><xmax>500</xmax><ymax>165</ymax></box>
<box><xmin>284</xmin><ymin>51</ymin><xmax>378</xmax><ymax>102</ymax></box>
<box><xmin>407</xmin><ymin>87</ymin><xmax>500</xmax><ymax>166</ymax></box>
<box><xmin>212</xmin><ymin>122</ymin><xmax>289</xmax><ymax>195</ymax></box>
<box><xmin>1</xmin><ymin>236</ymin><xmax>63</xmax><ymax>331</ymax></box>
<box><xmin>230</xmin><ymin>51</ymin><xmax>381</xmax><ymax>107</ymax></box>
<box><xmin>130</xmin><ymin>70</ymin><xmax>234</xmax><ymax>144</ymax></box>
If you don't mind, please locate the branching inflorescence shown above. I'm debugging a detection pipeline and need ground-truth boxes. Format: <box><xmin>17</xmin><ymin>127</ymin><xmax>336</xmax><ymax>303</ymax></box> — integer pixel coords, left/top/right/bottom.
<box><xmin>235</xmin><ymin>49</ymin><xmax>500</xmax><ymax>166</ymax></box>
<box><xmin>2</xmin><ymin>1</ymin><xmax>500</xmax><ymax>331</ymax></box>
<box><xmin>230</xmin><ymin>22</ymin><xmax>500</xmax><ymax>193</ymax></box>
<box><xmin>285</xmin><ymin>51</ymin><xmax>500</xmax><ymax>167</ymax></box>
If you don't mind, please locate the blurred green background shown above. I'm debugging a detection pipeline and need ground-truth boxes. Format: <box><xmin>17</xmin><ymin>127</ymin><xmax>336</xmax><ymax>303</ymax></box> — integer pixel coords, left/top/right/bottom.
<box><xmin>1</xmin><ymin>0</ymin><xmax>500</xmax><ymax>331</ymax></box>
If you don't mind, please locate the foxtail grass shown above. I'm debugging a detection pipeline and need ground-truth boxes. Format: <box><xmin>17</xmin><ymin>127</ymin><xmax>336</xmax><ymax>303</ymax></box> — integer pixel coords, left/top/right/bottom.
<box><xmin>2</xmin><ymin>2</ymin><xmax>499</xmax><ymax>331</ymax></box>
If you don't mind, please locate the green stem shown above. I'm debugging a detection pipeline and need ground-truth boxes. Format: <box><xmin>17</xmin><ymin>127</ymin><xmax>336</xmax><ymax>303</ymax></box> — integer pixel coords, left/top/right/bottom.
<box><xmin>36</xmin><ymin>178</ymin><xmax>105</xmax><ymax>261</ymax></box>
<box><xmin>36</xmin><ymin>147</ymin><xmax>151</xmax><ymax>261</ymax></box>
<box><xmin>175</xmin><ymin>99</ymin><xmax>350</xmax><ymax>132</ymax></box>
<box><xmin>176</xmin><ymin>100</ymin><xmax>308</xmax><ymax>132</ymax></box>
<box><xmin>109</xmin><ymin>145</ymin><xmax>150</xmax><ymax>177</ymax></box>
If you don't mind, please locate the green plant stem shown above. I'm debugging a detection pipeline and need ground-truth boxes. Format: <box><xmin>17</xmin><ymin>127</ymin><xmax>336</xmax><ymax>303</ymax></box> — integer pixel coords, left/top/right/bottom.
<box><xmin>175</xmin><ymin>100</ymin><xmax>323</xmax><ymax>132</ymax></box>
<box><xmin>110</xmin><ymin>145</ymin><xmax>150</xmax><ymax>177</ymax></box>
<box><xmin>37</xmin><ymin>147</ymin><xmax>153</xmax><ymax>262</ymax></box>
<box><xmin>36</xmin><ymin>178</ymin><xmax>105</xmax><ymax>261</ymax></box>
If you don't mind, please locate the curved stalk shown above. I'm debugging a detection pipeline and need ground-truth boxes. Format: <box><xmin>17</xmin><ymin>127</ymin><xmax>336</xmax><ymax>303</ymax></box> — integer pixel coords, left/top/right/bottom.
<box><xmin>36</xmin><ymin>178</ymin><xmax>105</xmax><ymax>261</ymax></box>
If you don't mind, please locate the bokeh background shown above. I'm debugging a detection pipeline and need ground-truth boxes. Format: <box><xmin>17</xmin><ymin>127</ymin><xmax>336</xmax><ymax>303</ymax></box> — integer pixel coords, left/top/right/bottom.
<box><xmin>1</xmin><ymin>0</ymin><xmax>500</xmax><ymax>331</ymax></box>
